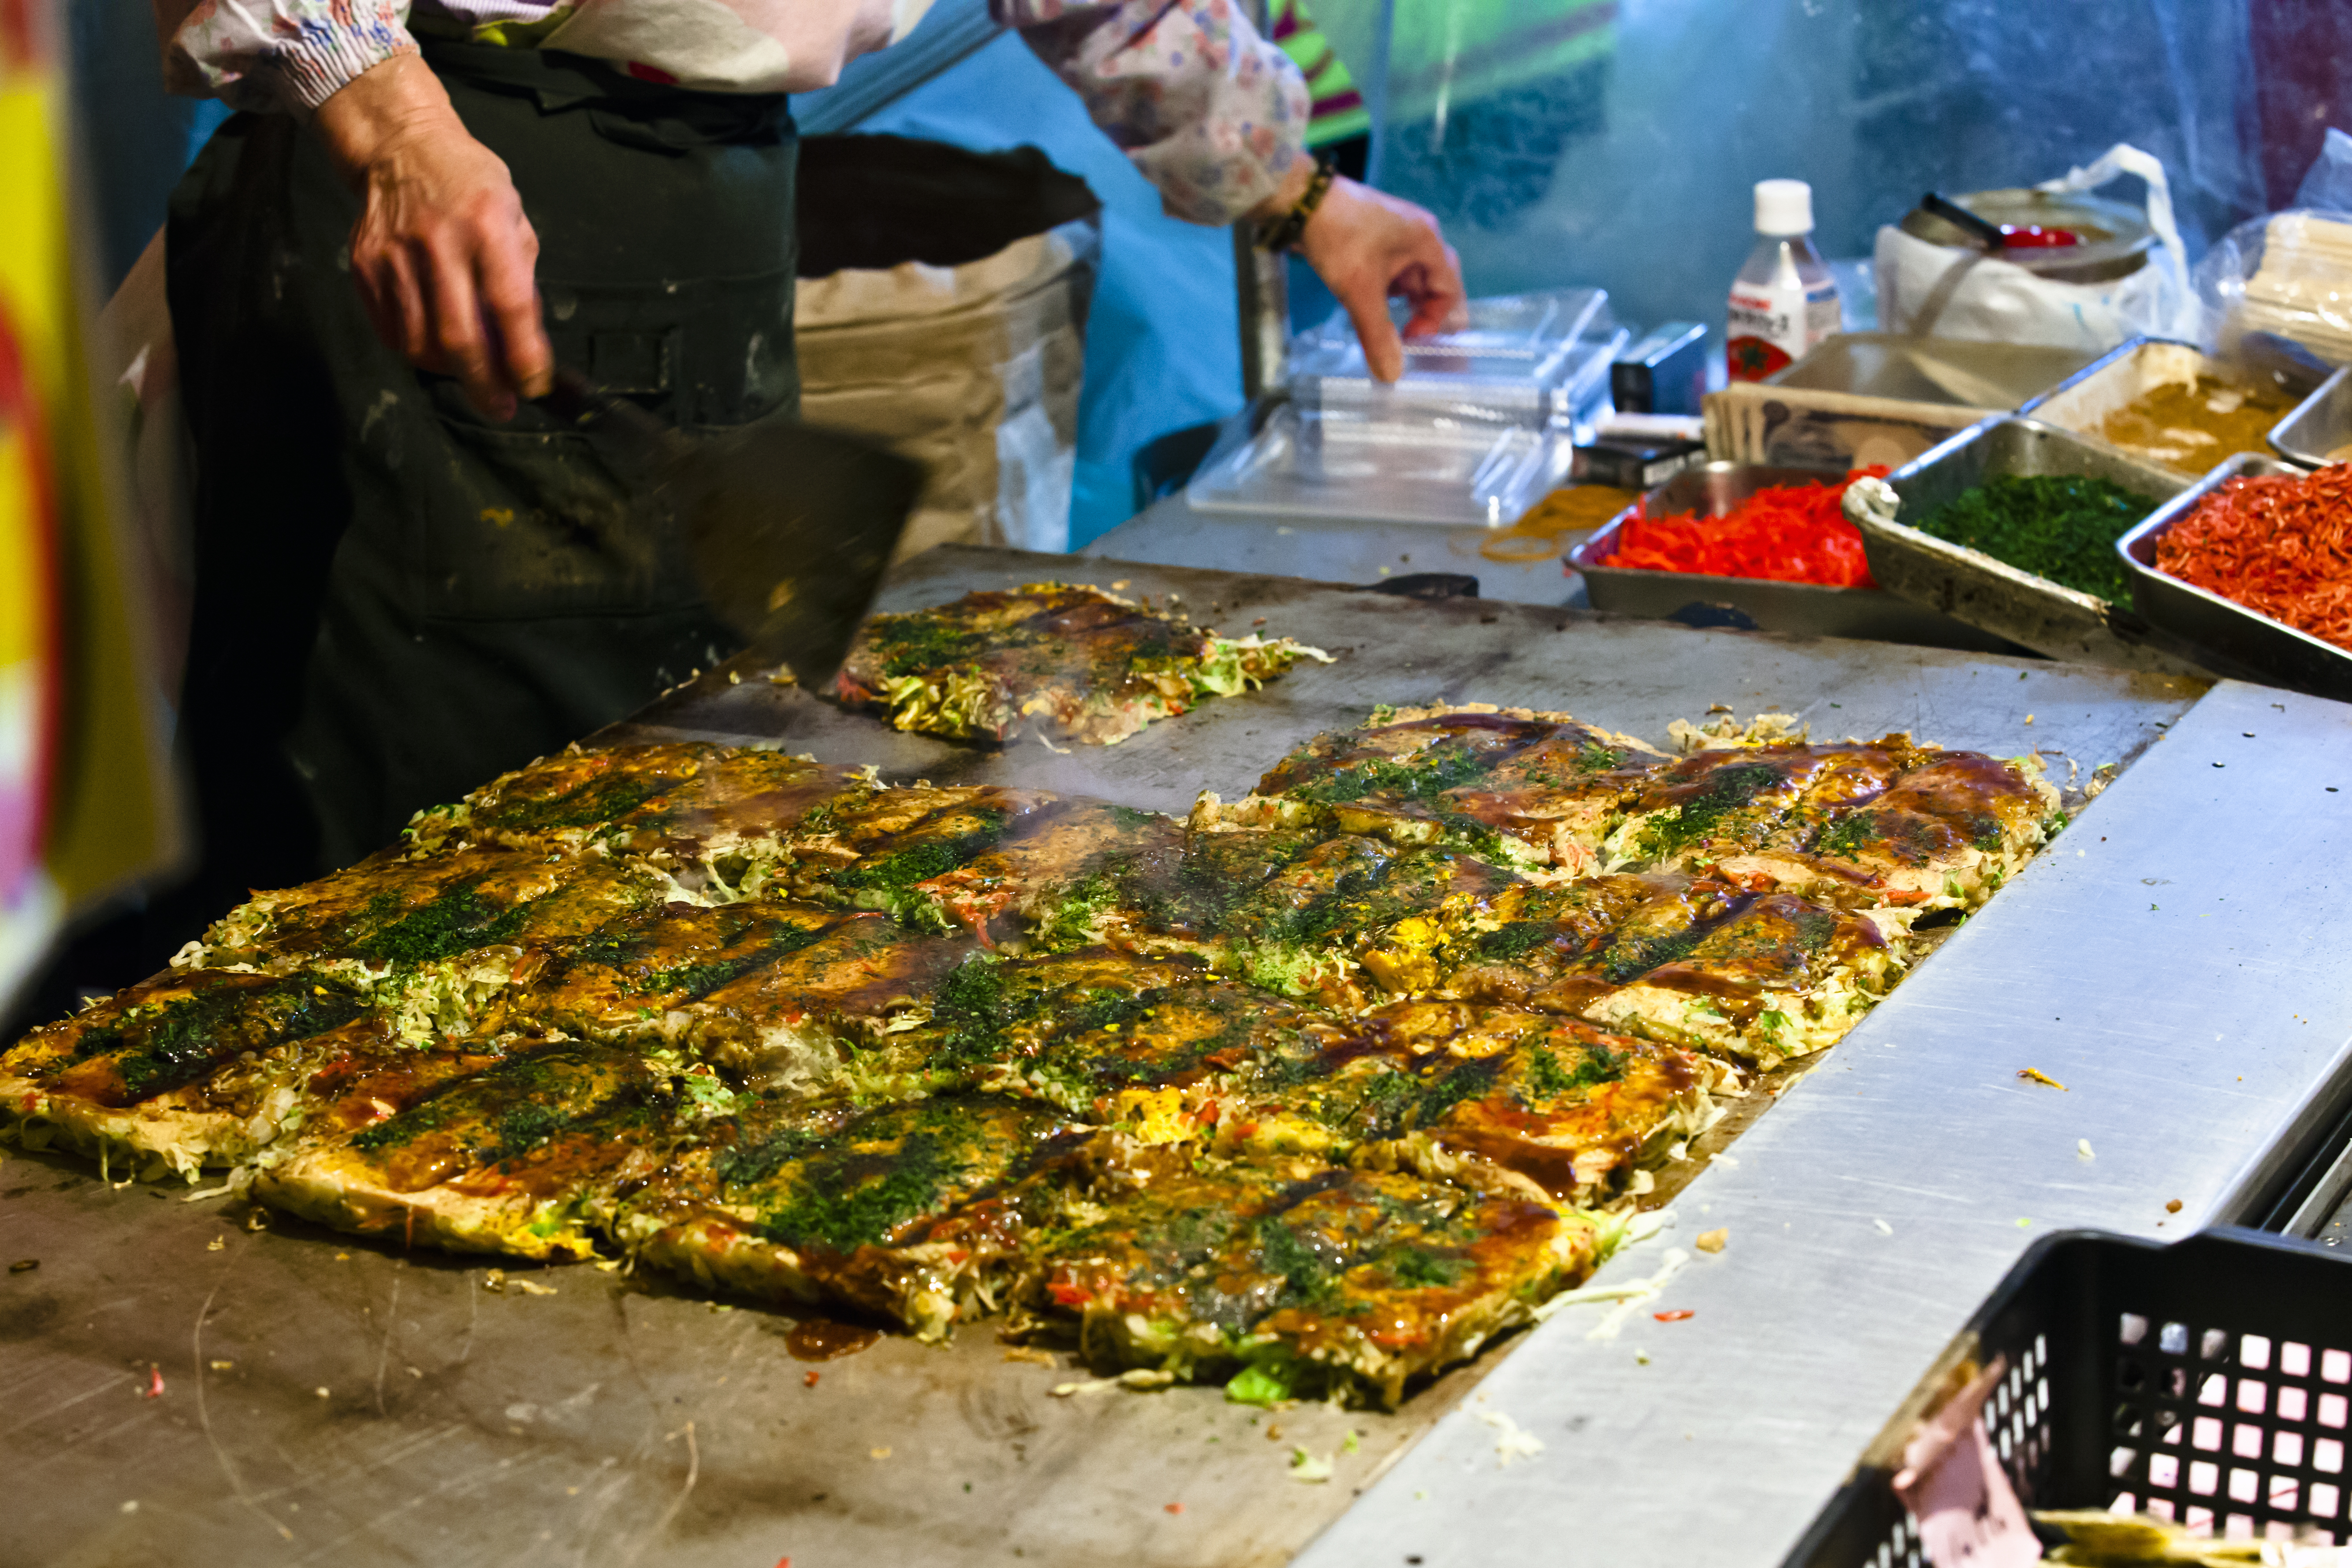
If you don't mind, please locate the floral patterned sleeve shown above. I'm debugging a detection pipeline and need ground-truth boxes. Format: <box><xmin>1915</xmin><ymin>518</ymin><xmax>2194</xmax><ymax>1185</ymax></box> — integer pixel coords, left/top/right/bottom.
<box><xmin>996</xmin><ymin>0</ymin><xmax>1310</xmax><ymax>226</ymax></box>
<box><xmin>164</xmin><ymin>0</ymin><xmax>420</xmax><ymax>113</ymax></box>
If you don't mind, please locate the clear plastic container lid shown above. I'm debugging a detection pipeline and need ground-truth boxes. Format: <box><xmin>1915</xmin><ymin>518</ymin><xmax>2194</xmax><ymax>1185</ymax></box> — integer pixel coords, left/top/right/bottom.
<box><xmin>1184</xmin><ymin>402</ymin><xmax>1577</xmax><ymax>528</ymax></box>
<box><xmin>1287</xmin><ymin>286</ymin><xmax>1619</xmax><ymax>426</ymax></box>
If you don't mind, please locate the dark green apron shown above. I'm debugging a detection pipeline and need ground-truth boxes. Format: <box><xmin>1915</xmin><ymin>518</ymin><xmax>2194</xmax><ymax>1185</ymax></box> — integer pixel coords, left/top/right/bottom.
<box><xmin>165</xmin><ymin>41</ymin><xmax>796</xmax><ymax>916</ymax></box>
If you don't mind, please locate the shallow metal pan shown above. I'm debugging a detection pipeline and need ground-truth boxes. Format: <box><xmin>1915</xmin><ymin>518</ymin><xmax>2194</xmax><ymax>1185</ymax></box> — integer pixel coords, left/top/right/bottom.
<box><xmin>2268</xmin><ymin>362</ymin><xmax>2352</xmax><ymax>469</ymax></box>
<box><xmin>1860</xmin><ymin>417</ymin><xmax>2207</xmax><ymax>673</ymax></box>
<box><xmin>2019</xmin><ymin>336</ymin><xmax>2290</xmax><ymax>477</ymax></box>
<box><xmin>1567</xmin><ymin>463</ymin><xmax>2021</xmax><ymax>653</ymax></box>
<box><xmin>1766</xmin><ymin>332</ymin><xmax>2096</xmax><ymax>409</ymax></box>
<box><xmin>2115</xmin><ymin>452</ymin><xmax>2352</xmax><ymax>701</ymax></box>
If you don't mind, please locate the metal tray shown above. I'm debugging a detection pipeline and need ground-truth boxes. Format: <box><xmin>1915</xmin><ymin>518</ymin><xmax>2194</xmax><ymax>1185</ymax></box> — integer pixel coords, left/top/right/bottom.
<box><xmin>1862</xmin><ymin>416</ymin><xmax>2208</xmax><ymax>672</ymax></box>
<box><xmin>2018</xmin><ymin>336</ymin><xmax>2291</xmax><ymax>477</ymax></box>
<box><xmin>1567</xmin><ymin>463</ymin><xmax>2021</xmax><ymax>653</ymax></box>
<box><xmin>2115</xmin><ymin>451</ymin><xmax>2352</xmax><ymax>701</ymax></box>
<box><xmin>1765</xmin><ymin>332</ymin><xmax>2096</xmax><ymax>409</ymax></box>
<box><xmin>2268</xmin><ymin>360</ymin><xmax>2352</xmax><ymax>468</ymax></box>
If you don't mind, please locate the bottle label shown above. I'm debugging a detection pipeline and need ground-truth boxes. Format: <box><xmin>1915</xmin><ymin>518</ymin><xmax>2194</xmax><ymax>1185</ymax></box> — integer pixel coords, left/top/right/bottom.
<box><xmin>1726</xmin><ymin>279</ymin><xmax>1839</xmax><ymax>382</ymax></box>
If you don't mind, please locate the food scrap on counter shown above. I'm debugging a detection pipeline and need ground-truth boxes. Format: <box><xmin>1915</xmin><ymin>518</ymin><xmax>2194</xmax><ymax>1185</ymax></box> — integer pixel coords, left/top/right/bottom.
<box><xmin>1484</xmin><ymin>485</ymin><xmax>1639</xmax><ymax>563</ymax></box>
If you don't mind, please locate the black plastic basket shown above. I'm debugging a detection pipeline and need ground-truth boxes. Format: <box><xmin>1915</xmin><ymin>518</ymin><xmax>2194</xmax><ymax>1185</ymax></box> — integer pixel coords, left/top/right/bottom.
<box><xmin>1786</xmin><ymin>1227</ymin><xmax>2352</xmax><ymax>1568</ymax></box>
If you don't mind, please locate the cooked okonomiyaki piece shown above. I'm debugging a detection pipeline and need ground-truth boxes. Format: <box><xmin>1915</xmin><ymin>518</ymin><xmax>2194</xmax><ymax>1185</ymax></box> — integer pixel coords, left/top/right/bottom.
<box><xmin>279</xmin><ymin>1036</ymin><xmax>521</xmax><ymax>1143</ymax></box>
<box><xmin>873</xmin><ymin>948</ymin><xmax>1410</xmax><ymax>1154</ymax></box>
<box><xmin>832</xmin><ymin>582</ymin><xmax>1329</xmax><ymax>745</ymax></box>
<box><xmin>618</xmin><ymin>1095</ymin><xmax>1090</xmax><ymax>1341</ymax></box>
<box><xmin>578</xmin><ymin>753</ymin><xmax>864</xmax><ymax>894</ymax></box>
<box><xmin>1455</xmin><ymin>876</ymin><xmax>1748</xmax><ymax>1018</ymax></box>
<box><xmin>1198</xmin><ymin>708</ymin><xmax>1668</xmax><ymax>874</ymax></box>
<box><xmin>1795</xmin><ymin>751</ymin><xmax>2061</xmax><ymax>909</ymax></box>
<box><xmin>1408</xmin><ymin>873</ymin><xmax>1696</xmax><ymax>1002</ymax></box>
<box><xmin>1575</xmin><ymin>892</ymin><xmax>1900</xmax><ymax>1066</ymax></box>
<box><xmin>1228</xmin><ymin>843</ymin><xmax>1526</xmax><ymax>1005</ymax></box>
<box><xmin>518</xmin><ymin>902</ymin><xmax>975</xmax><ymax>1096</ymax></box>
<box><xmin>778</xmin><ymin>781</ymin><xmax>1061</xmax><ymax>932</ymax></box>
<box><xmin>982</xmin><ymin>972</ymin><xmax>1366</xmax><ymax>1144</ymax></box>
<box><xmin>1043</xmin><ymin>822</ymin><xmax>1326</xmax><ymax>955</ymax></box>
<box><xmin>179</xmin><ymin>849</ymin><xmax>676</xmax><ymax>1043</ymax></box>
<box><xmin>251</xmin><ymin>1040</ymin><xmax>674</xmax><ymax>1260</ymax></box>
<box><xmin>1600</xmin><ymin>743</ymin><xmax>1857</xmax><ymax>871</ymax></box>
<box><xmin>402</xmin><ymin>742</ymin><xmax>830</xmax><ymax>856</ymax></box>
<box><xmin>1222</xmin><ymin>1167</ymin><xmax>1606</xmax><ymax>1408</ymax></box>
<box><xmin>903</xmin><ymin>798</ymin><xmax>1187</xmax><ymax>948</ymax></box>
<box><xmin>1708</xmin><ymin>748</ymin><xmax>2061</xmax><ymax>910</ymax></box>
<box><xmin>1011</xmin><ymin>1149</ymin><xmax>1608</xmax><ymax>1407</ymax></box>
<box><xmin>1081</xmin><ymin>827</ymin><xmax>1525</xmax><ymax>1004</ymax></box>
<box><xmin>188</xmin><ymin>847</ymin><xmax>642</xmax><ymax>970</ymax></box>
<box><xmin>866</xmin><ymin>949</ymin><xmax>1215</xmax><ymax>1099</ymax></box>
<box><xmin>1339</xmin><ymin>1001</ymin><xmax>1720</xmax><ymax>1203</ymax></box>
<box><xmin>2</xmin><ymin>970</ymin><xmax>376</xmax><ymax>1178</ymax></box>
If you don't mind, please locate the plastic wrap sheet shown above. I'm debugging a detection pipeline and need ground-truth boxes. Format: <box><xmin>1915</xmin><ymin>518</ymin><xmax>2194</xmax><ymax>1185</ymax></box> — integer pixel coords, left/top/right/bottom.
<box><xmin>2197</xmin><ymin>207</ymin><xmax>2352</xmax><ymax>368</ymax></box>
<box><xmin>1188</xmin><ymin>288</ymin><xmax>1621</xmax><ymax>528</ymax></box>
<box><xmin>1308</xmin><ymin>0</ymin><xmax>2263</xmax><ymax>341</ymax></box>
<box><xmin>1185</xmin><ymin>402</ymin><xmax>1576</xmax><ymax>527</ymax></box>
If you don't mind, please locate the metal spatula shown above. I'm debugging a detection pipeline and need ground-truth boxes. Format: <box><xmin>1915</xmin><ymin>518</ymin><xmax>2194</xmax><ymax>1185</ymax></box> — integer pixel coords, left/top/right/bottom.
<box><xmin>545</xmin><ymin>370</ymin><xmax>926</xmax><ymax>688</ymax></box>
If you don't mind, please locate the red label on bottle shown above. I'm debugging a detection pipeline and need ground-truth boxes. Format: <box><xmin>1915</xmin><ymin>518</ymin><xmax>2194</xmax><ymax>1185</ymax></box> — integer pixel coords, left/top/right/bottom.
<box><xmin>1724</xmin><ymin>336</ymin><xmax>1794</xmax><ymax>382</ymax></box>
<box><xmin>1726</xmin><ymin>278</ymin><xmax>1837</xmax><ymax>383</ymax></box>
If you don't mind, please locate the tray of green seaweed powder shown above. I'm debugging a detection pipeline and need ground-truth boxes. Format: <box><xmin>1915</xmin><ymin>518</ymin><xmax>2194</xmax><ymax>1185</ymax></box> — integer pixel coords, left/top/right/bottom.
<box><xmin>1843</xmin><ymin>416</ymin><xmax>2205</xmax><ymax>673</ymax></box>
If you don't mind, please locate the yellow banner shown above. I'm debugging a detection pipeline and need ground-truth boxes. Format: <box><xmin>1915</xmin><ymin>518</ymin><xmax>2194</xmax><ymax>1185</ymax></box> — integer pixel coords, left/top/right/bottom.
<box><xmin>0</xmin><ymin>45</ymin><xmax>66</xmax><ymax>964</ymax></box>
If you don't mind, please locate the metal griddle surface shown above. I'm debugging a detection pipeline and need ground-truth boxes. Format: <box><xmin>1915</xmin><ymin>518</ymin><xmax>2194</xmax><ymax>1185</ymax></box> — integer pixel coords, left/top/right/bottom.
<box><xmin>4</xmin><ymin>546</ymin><xmax>2233</xmax><ymax>1568</ymax></box>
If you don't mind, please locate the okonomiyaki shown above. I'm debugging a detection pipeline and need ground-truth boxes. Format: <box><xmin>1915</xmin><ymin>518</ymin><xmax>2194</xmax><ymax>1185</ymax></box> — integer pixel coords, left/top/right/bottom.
<box><xmin>833</xmin><ymin>582</ymin><xmax>1330</xmax><ymax>745</ymax></box>
<box><xmin>3</xmin><ymin>695</ymin><xmax>2084</xmax><ymax>1407</ymax></box>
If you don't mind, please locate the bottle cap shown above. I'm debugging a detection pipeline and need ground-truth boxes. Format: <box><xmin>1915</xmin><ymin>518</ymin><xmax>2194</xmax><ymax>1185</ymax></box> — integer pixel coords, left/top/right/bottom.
<box><xmin>1754</xmin><ymin>179</ymin><xmax>1814</xmax><ymax>235</ymax></box>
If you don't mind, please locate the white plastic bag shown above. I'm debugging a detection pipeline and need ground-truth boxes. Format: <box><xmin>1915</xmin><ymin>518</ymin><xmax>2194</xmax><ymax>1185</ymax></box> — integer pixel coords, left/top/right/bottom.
<box><xmin>2293</xmin><ymin>126</ymin><xmax>2352</xmax><ymax>214</ymax></box>
<box><xmin>1874</xmin><ymin>142</ymin><xmax>2196</xmax><ymax>352</ymax></box>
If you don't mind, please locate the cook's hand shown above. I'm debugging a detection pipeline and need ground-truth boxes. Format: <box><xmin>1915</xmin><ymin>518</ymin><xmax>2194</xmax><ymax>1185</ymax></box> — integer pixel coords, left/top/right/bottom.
<box><xmin>1292</xmin><ymin>174</ymin><xmax>1466</xmax><ymax>383</ymax></box>
<box><xmin>311</xmin><ymin>53</ymin><xmax>551</xmax><ymax>420</ymax></box>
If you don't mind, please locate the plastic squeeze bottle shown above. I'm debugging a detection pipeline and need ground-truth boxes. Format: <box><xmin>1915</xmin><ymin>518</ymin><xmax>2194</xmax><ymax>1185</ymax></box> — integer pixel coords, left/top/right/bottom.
<box><xmin>1725</xmin><ymin>178</ymin><xmax>1839</xmax><ymax>382</ymax></box>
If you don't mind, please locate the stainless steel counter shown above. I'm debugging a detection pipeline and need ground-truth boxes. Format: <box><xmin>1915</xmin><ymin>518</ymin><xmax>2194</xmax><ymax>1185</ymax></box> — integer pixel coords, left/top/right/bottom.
<box><xmin>1080</xmin><ymin>491</ymin><xmax>1592</xmax><ymax>608</ymax></box>
<box><xmin>11</xmin><ymin>546</ymin><xmax>2347</xmax><ymax>1568</ymax></box>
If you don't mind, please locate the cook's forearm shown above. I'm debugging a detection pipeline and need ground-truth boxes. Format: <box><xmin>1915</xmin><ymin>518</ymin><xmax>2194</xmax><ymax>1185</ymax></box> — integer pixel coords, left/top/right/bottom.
<box><xmin>998</xmin><ymin>0</ymin><xmax>1310</xmax><ymax>227</ymax></box>
<box><xmin>309</xmin><ymin>52</ymin><xmax>467</xmax><ymax>181</ymax></box>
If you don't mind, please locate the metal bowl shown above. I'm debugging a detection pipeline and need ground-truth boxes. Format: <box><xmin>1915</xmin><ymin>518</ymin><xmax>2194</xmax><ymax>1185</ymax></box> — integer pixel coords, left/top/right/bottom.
<box><xmin>2267</xmin><ymin>362</ymin><xmax>2352</xmax><ymax>470</ymax></box>
<box><xmin>1895</xmin><ymin>188</ymin><xmax>2155</xmax><ymax>284</ymax></box>
<box><xmin>2114</xmin><ymin>453</ymin><xmax>2352</xmax><ymax>701</ymax></box>
<box><xmin>2014</xmin><ymin>337</ymin><xmax>2290</xmax><ymax>479</ymax></box>
<box><xmin>1567</xmin><ymin>462</ymin><xmax>2022</xmax><ymax>653</ymax></box>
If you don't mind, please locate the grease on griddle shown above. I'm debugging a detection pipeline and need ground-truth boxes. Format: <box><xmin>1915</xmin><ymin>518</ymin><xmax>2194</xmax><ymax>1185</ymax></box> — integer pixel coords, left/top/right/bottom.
<box><xmin>785</xmin><ymin>1318</ymin><xmax>882</xmax><ymax>1361</ymax></box>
